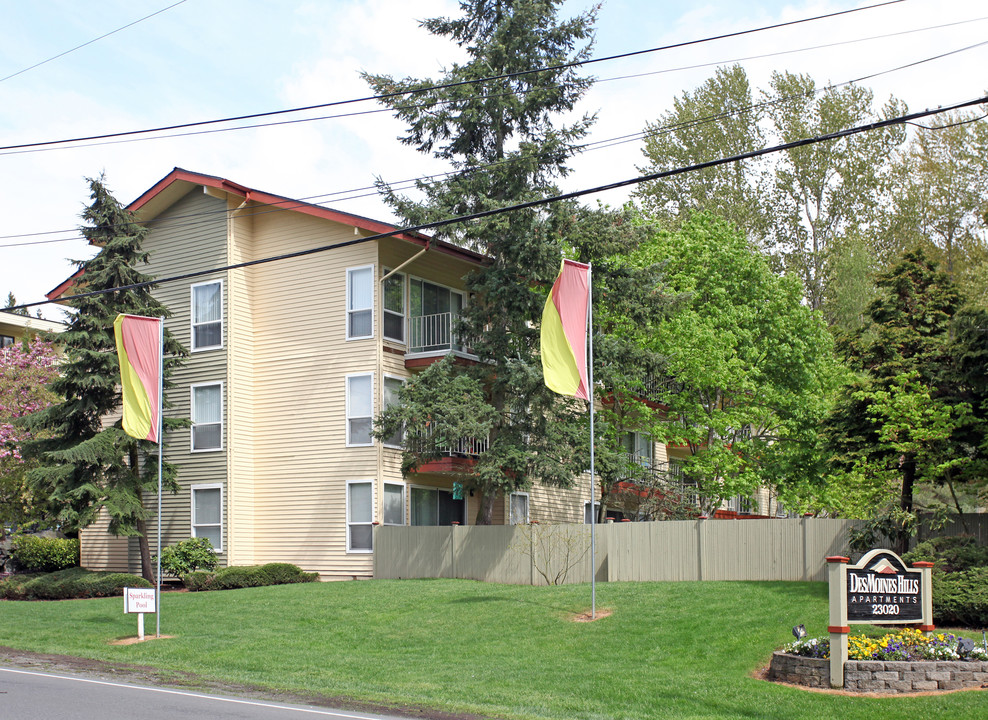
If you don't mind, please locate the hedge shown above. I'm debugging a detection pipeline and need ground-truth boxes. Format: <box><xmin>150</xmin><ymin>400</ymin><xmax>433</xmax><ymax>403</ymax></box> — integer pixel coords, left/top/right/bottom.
<box><xmin>182</xmin><ymin>563</ymin><xmax>318</xmax><ymax>591</ymax></box>
<box><xmin>0</xmin><ymin>567</ymin><xmax>150</xmax><ymax>600</ymax></box>
<box><xmin>11</xmin><ymin>535</ymin><xmax>80</xmax><ymax>573</ymax></box>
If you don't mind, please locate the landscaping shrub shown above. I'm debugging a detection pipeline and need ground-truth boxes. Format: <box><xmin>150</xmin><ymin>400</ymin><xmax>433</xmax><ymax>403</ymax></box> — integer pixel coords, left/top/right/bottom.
<box><xmin>182</xmin><ymin>570</ymin><xmax>215</xmax><ymax>591</ymax></box>
<box><xmin>204</xmin><ymin>563</ymin><xmax>318</xmax><ymax>590</ymax></box>
<box><xmin>156</xmin><ymin>537</ymin><xmax>218</xmax><ymax>577</ymax></box>
<box><xmin>0</xmin><ymin>573</ymin><xmax>42</xmax><ymax>600</ymax></box>
<box><xmin>902</xmin><ymin>535</ymin><xmax>988</xmax><ymax>627</ymax></box>
<box><xmin>932</xmin><ymin>566</ymin><xmax>988</xmax><ymax>628</ymax></box>
<box><xmin>904</xmin><ymin>536</ymin><xmax>988</xmax><ymax>572</ymax></box>
<box><xmin>0</xmin><ymin>567</ymin><xmax>149</xmax><ymax>600</ymax></box>
<box><xmin>11</xmin><ymin>535</ymin><xmax>79</xmax><ymax>572</ymax></box>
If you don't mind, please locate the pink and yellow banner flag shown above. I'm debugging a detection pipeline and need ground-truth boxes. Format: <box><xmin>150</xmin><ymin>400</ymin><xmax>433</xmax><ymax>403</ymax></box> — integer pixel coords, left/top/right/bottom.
<box><xmin>113</xmin><ymin>314</ymin><xmax>161</xmax><ymax>443</ymax></box>
<box><xmin>541</xmin><ymin>259</ymin><xmax>590</xmax><ymax>400</ymax></box>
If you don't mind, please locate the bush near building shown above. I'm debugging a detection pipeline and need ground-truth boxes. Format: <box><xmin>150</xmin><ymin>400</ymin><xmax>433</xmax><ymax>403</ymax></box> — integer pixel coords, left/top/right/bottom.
<box><xmin>903</xmin><ymin>536</ymin><xmax>988</xmax><ymax>627</ymax></box>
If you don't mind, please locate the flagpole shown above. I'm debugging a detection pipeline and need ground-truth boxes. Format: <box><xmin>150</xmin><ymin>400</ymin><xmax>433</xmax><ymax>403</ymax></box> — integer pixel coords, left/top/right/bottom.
<box><xmin>155</xmin><ymin>316</ymin><xmax>164</xmax><ymax>638</ymax></box>
<box><xmin>587</xmin><ymin>265</ymin><xmax>596</xmax><ymax>620</ymax></box>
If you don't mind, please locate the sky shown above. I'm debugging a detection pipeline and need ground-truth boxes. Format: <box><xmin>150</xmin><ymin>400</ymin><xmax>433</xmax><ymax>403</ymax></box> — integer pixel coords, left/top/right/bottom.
<box><xmin>0</xmin><ymin>0</ymin><xmax>985</xmax><ymax>320</ymax></box>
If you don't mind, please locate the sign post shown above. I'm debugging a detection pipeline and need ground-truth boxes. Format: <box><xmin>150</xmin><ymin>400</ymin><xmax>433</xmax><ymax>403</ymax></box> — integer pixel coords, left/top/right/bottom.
<box><xmin>826</xmin><ymin>550</ymin><xmax>934</xmax><ymax>688</ymax></box>
<box><xmin>124</xmin><ymin>587</ymin><xmax>158</xmax><ymax>641</ymax></box>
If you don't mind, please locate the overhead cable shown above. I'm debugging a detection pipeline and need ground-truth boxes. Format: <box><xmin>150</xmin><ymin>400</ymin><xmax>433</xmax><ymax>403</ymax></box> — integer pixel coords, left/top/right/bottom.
<box><xmin>0</xmin><ymin>0</ymin><xmax>905</xmax><ymax>152</ymax></box>
<box><xmin>9</xmin><ymin>94</ymin><xmax>986</xmax><ymax>313</ymax></box>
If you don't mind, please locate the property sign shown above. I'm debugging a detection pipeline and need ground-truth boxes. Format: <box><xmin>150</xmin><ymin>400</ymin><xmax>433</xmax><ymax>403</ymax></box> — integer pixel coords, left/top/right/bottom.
<box><xmin>124</xmin><ymin>587</ymin><xmax>157</xmax><ymax>614</ymax></box>
<box><xmin>846</xmin><ymin>550</ymin><xmax>923</xmax><ymax>623</ymax></box>
<box><xmin>825</xmin><ymin>550</ymin><xmax>933</xmax><ymax>688</ymax></box>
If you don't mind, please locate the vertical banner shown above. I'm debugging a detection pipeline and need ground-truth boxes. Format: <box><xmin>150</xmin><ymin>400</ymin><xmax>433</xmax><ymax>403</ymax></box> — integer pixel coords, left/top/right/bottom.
<box><xmin>541</xmin><ymin>259</ymin><xmax>591</xmax><ymax>400</ymax></box>
<box><xmin>114</xmin><ymin>314</ymin><xmax>162</xmax><ymax>443</ymax></box>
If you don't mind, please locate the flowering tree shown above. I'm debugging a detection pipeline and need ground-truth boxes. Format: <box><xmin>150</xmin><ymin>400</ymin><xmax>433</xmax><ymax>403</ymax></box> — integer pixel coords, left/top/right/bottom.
<box><xmin>0</xmin><ymin>337</ymin><xmax>59</xmax><ymax>534</ymax></box>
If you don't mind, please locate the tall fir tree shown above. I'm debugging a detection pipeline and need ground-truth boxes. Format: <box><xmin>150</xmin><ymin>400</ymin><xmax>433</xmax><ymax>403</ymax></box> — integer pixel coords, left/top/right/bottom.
<box><xmin>24</xmin><ymin>175</ymin><xmax>186</xmax><ymax>581</ymax></box>
<box><xmin>366</xmin><ymin>0</ymin><xmax>597</xmax><ymax>523</ymax></box>
<box><xmin>824</xmin><ymin>249</ymin><xmax>978</xmax><ymax>552</ymax></box>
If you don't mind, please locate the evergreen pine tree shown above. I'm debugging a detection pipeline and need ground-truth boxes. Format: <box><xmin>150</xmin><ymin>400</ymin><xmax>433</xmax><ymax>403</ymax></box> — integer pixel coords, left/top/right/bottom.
<box><xmin>367</xmin><ymin>0</ymin><xmax>597</xmax><ymax>523</ymax></box>
<box><xmin>24</xmin><ymin>175</ymin><xmax>186</xmax><ymax>581</ymax></box>
<box><xmin>825</xmin><ymin>248</ymin><xmax>975</xmax><ymax>552</ymax></box>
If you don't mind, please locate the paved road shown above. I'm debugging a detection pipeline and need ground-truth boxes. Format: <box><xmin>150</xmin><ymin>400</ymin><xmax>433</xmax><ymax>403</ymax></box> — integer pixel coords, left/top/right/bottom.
<box><xmin>0</xmin><ymin>667</ymin><xmax>406</xmax><ymax>720</ymax></box>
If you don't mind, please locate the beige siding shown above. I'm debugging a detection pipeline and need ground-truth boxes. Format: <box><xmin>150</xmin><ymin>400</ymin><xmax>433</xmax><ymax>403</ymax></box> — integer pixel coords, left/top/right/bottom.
<box><xmin>227</xmin><ymin>199</ymin><xmax>257</xmax><ymax>566</ymax></box>
<box><xmin>231</xmin><ymin>205</ymin><xmax>381</xmax><ymax>578</ymax></box>
<box><xmin>143</xmin><ymin>188</ymin><xmax>230</xmax><ymax>568</ymax></box>
<box><xmin>79</xmin><ymin>510</ymin><xmax>131</xmax><ymax>572</ymax></box>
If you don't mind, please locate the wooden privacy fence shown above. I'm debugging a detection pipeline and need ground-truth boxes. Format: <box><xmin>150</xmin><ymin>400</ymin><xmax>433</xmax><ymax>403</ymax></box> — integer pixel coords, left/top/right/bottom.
<box><xmin>374</xmin><ymin>517</ymin><xmax>864</xmax><ymax>585</ymax></box>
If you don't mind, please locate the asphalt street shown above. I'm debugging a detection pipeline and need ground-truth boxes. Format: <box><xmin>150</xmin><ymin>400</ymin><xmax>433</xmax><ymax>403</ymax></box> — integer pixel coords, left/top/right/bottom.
<box><xmin>0</xmin><ymin>667</ymin><xmax>407</xmax><ymax>720</ymax></box>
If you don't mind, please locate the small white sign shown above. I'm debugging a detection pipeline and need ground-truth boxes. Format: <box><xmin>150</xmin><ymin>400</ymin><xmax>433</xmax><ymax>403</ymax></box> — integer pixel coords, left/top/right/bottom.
<box><xmin>124</xmin><ymin>587</ymin><xmax>157</xmax><ymax>614</ymax></box>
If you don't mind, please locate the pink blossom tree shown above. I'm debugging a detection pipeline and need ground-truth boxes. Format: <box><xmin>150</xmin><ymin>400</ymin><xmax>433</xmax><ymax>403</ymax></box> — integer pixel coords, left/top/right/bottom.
<box><xmin>0</xmin><ymin>337</ymin><xmax>59</xmax><ymax>534</ymax></box>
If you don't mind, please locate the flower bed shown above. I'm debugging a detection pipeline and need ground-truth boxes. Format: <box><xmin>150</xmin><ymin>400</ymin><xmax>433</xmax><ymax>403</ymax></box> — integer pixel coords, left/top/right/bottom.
<box><xmin>769</xmin><ymin>629</ymin><xmax>988</xmax><ymax>693</ymax></box>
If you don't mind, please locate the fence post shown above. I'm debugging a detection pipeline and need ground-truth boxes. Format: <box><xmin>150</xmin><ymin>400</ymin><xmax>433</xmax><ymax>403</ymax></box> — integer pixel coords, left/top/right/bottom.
<box><xmin>450</xmin><ymin>523</ymin><xmax>459</xmax><ymax>579</ymax></box>
<box><xmin>529</xmin><ymin>525</ymin><xmax>535</xmax><ymax>586</ymax></box>
<box><xmin>801</xmin><ymin>515</ymin><xmax>809</xmax><ymax>582</ymax></box>
<box><xmin>696</xmin><ymin>517</ymin><xmax>706</xmax><ymax>581</ymax></box>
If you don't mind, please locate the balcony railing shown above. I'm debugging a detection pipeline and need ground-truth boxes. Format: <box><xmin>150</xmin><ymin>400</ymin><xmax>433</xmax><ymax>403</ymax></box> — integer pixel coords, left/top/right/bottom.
<box><xmin>405</xmin><ymin>427</ymin><xmax>489</xmax><ymax>458</ymax></box>
<box><xmin>408</xmin><ymin>312</ymin><xmax>466</xmax><ymax>355</ymax></box>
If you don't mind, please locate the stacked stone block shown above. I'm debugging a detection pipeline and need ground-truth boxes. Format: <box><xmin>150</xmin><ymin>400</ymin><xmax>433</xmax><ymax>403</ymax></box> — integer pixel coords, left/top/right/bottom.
<box><xmin>769</xmin><ymin>652</ymin><xmax>988</xmax><ymax>693</ymax></box>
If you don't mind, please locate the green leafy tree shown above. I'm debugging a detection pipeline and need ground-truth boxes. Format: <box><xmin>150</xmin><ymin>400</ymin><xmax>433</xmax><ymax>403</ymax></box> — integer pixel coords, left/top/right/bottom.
<box><xmin>23</xmin><ymin>176</ymin><xmax>186</xmax><ymax>581</ymax></box>
<box><xmin>824</xmin><ymin>249</ymin><xmax>981</xmax><ymax>552</ymax></box>
<box><xmin>763</xmin><ymin>72</ymin><xmax>906</xmax><ymax>312</ymax></box>
<box><xmin>635</xmin><ymin>64</ymin><xmax>768</xmax><ymax>240</ymax></box>
<box><xmin>366</xmin><ymin>0</ymin><xmax>597</xmax><ymax>523</ymax></box>
<box><xmin>630</xmin><ymin>214</ymin><xmax>841</xmax><ymax>515</ymax></box>
<box><xmin>883</xmin><ymin>110</ymin><xmax>988</xmax><ymax>309</ymax></box>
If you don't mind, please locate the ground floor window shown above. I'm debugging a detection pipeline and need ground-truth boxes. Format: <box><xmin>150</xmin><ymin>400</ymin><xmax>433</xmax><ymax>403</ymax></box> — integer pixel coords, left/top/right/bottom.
<box><xmin>509</xmin><ymin>492</ymin><xmax>529</xmax><ymax>525</ymax></box>
<box><xmin>584</xmin><ymin>501</ymin><xmax>600</xmax><ymax>524</ymax></box>
<box><xmin>191</xmin><ymin>484</ymin><xmax>223</xmax><ymax>551</ymax></box>
<box><xmin>347</xmin><ymin>480</ymin><xmax>374</xmax><ymax>552</ymax></box>
<box><xmin>383</xmin><ymin>482</ymin><xmax>405</xmax><ymax>525</ymax></box>
<box><xmin>411</xmin><ymin>486</ymin><xmax>465</xmax><ymax>526</ymax></box>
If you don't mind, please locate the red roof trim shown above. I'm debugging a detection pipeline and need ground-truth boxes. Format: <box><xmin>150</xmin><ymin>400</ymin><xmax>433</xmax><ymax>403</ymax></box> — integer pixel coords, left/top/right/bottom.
<box><xmin>131</xmin><ymin>168</ymin><xmax>486</xmax><ymax>266</ymax></box>
<box><xmin>47</xmin><ymin>267</ymin><xmax>84</xmax><ymax>301</ymax></box>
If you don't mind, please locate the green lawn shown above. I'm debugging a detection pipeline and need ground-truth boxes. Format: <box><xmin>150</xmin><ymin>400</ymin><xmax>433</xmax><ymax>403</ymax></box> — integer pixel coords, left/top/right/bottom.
<box><xmin>0</xmin><ymin>579</ymin><xmax>983</xmax><ymax>719</ymax></box>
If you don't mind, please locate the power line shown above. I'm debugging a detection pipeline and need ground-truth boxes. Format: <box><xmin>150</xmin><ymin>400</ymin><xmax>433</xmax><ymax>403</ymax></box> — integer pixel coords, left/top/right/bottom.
<box><xmin>3</xmin><ymin>29</ymin><xmax>985</xmax><ymax>248</ymax></box>
<box><xmin>0</xmin><ymin>0</ymin><xmax>189</xmax><ymax>83</ymax></box>
<box><xmin>11</xmin><ymin>95</ymin><xmax>986</xmax><ymax>313</ymax></box>
<box><xmin>0</xmin><ymin>0</ymin><xmax>905</xmax><ymax>152</ymax></box>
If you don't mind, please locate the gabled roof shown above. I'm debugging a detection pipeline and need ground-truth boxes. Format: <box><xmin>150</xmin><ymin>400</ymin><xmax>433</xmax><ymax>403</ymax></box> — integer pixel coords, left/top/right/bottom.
<box><xmin>48</xmin><ymin>167</ymin><xmax>486</xmax><ymax>300</ymax></box>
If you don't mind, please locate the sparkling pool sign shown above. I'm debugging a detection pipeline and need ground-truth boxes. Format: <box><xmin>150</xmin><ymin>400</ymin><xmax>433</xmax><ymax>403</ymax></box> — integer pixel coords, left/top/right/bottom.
<box><xmin>846</xmin><ymin>550</ymin><xmax>923</xmax><ymax>623</ymax></box>
<box><xmin>124</xmin><ymin>587</ymin><xmax>157</xmax><ymax>614</ymax></box>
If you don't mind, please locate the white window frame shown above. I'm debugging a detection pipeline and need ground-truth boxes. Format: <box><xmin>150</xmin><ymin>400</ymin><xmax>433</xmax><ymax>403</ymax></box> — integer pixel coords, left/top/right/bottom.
<box><xmin>382</xmin><ymin>374</ymin><xmax>405</xmax><ymax>449</ymax></box>
<box><xmin>346</xmin><ymin>264</ymin><xmax>375</xmax><ymax>340</ymax></box>
<box><xmin>584</xmin><ymin>501</ymin><xmax>601</xmax><ymax>524</ymax></box>
<box><xmin>190</xmin><ymin>279</ymin><xmax>224</xmax><ymax>352</ymax></box>
<box><xmin>346</xmin><ymin>479</ymin><xmax>375</xmax><ymax>553</ymax></box>
<box><xmin>345</xmin><ymin>372</ymin><xmax>374</xmax><ymax>447</ymax></box>
<box><xmin>382</xmin><ymin>481</ymin><xmax>406</xmax><ymax>526</ymax></box>
<box><xmin>382</xmin><ymin>269</ymin><xmax>406</xmax><ymax>344</ymax></box>
<box><xmin>509</xmin><ymin>492</ymin><xmax>530</xmax><ymax>525</ymax></box>
<box><xmin>190</xmin><ymin>381</ymin><xmax>224</xmax><ymax>453</ymax></box>
<box><xmin>191</xmin><ymin>483</ymin><xmax>223</xmax><ymax>552</ymax></box>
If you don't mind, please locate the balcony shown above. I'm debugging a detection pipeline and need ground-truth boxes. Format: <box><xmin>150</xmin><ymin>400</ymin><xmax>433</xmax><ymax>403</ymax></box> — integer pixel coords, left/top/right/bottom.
<box><xmin>405</xmin><ymin>312</ymin><xmax>477</xmax><ymax>368</ymax></box>
<box><xmin>406</xmin><ymin>431</ymin><xmax>489</xmax><ymax>475</ymax></box>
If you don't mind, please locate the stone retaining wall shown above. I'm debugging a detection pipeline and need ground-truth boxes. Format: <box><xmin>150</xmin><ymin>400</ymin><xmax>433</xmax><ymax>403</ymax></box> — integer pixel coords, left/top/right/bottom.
<box><xmin>769</xmin><ymin>652</ymin><xmax>988</xmax><ymax>693</ymax></box>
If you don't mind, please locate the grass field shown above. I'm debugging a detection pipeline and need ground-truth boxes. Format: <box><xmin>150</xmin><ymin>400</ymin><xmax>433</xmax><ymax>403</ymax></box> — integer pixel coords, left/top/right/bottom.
<box><xmin>0</xmin><ymin>579</ymin><xmax>984</xmax><ymax>719</ymax></box>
